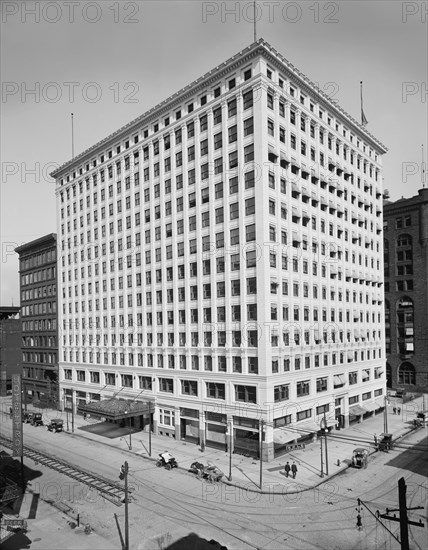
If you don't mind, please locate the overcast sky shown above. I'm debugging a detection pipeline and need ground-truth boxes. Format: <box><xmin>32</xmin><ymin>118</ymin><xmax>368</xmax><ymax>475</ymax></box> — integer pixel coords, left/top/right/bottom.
<box><xmin>1</xmin><ymin>0</ymin><xmax>427</xmax><ymax>304</ymax></box>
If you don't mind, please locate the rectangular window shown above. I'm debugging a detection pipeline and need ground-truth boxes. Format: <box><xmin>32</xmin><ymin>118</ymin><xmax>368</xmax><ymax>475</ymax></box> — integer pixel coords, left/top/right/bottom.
<box><xmin>207</xmin><ymin>382</ymin><xmax>225</xmax><ymax>400</ymax></box>
<box><xmin>235</xmin><ymin>385</ymin><xmax>257</xmax><ymax>403</ymax></box>
<box><xmin>274</xmin><ymin>384</ymin><xmax>289</xmax><ymax>403</ymax></box>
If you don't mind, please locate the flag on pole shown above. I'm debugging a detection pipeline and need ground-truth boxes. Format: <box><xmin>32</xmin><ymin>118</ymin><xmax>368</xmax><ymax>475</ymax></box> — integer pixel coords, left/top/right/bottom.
<box><xmin>360</xmin><ymin>81</ymin><xmax>368</xmax><ymax>126</ymax></box>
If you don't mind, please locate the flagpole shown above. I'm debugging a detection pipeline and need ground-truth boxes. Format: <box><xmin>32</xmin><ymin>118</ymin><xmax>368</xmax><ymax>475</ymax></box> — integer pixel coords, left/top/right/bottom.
<box><xmin>360</xmin><ymin>81</ymin><xmax>367</xmax><ymax>126</ymax></box>
<box><xmin>422</xmin><ymin>144</ymin><xmax>426</xmax><ymax>187</ymax></box>
<box><xmin>71</xmin><ymin>113</ymin><xmax>75</xmax><ymax>159</ymax></box>
<box><xmin>254</xmin><ymin>0</ymin><xmax>257</xmax><ymax>42</ymax></box>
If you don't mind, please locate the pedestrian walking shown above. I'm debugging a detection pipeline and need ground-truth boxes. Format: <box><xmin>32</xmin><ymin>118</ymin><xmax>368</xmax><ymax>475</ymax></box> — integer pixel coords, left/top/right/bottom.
<box><xmin>291</xmin><ymin>462</ymin><xmax>298</xmax><ymax>479</ymax></box>
<box><xmin>393</xmin><ymin>407</ymin><xmax>396</xmax><ymax>415</ymax></box>
<box><xmin>284</xmin><ymin>462</ymin><xmax>291</xmax><ymax>477</ymax></box>
<box><xmin>373</xmin><ymin>433</ymin><xmax>378</xmax><ymax>448</ymax></box>
<box><xmin>397</xmin><ymin>407</ymin><xmax>401</xmax><ymax>415</ymax></box>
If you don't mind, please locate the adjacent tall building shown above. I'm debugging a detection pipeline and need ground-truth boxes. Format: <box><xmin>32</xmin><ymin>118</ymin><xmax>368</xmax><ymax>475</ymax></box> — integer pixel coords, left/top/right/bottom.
<box><xmin>383</xmin><ymin>188</ymin><xmax>428</xmax><ymax>392</ymax></box>
<box><xmin>51</xmin><ymin>39</ymin><xmax>387</xmax><ymax>460</ymax></box>
<box><xmin>15</xmin><ymin>234</ymin><xmax>59</xmax><ymax>406</ymax></box>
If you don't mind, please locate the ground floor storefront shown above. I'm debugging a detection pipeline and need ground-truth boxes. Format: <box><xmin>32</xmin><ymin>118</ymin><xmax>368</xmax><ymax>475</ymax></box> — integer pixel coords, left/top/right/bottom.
<box><xmin>61</xmin><ymin>387</ymin><xmax>388</xmax><ymax>462</ymax></box>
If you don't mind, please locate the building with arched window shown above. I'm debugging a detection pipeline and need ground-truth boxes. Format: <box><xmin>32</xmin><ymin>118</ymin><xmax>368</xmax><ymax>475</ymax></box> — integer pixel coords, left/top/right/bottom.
<box><xmin>383</xmin><ymin>188</ymin><xmax>428</xmax><ymax>392</ymax></box>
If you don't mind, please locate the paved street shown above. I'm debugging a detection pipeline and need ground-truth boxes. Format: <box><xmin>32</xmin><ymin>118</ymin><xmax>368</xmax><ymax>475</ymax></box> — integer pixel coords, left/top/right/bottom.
<box><xmin>1</xmin><ymin>395</ymin><xmax>427</xmax><ymax>549</ymax></box>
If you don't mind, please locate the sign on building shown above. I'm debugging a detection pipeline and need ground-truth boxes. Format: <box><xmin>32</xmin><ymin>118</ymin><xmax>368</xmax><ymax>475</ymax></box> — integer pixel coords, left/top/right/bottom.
<box><xmin>285</xmin><ymin>443</ymin><xmax>306</xmax><ymax>452</ymax></box>
<box><xmin>11</xmin><ymin>374</ymin><xmax>23</xmax><ymax>457</ymax></box>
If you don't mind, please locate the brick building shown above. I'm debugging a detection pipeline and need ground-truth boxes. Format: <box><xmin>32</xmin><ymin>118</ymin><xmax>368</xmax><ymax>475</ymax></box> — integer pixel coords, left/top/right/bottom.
<box><xmin>383</xmin><ymin>188</ymin><xmax>428</xmax><ymax>392</ymax></box>
<box><xmin>0</xmin><ymin>306</ymin><xmax>21</xmax><ymax>396</ymax></box>
<box><xmin>15</xmin><ymin>234</ymin><xmax>59</xmax><ymax>406</ymax></box>
<box><xmin>51</xmin><ymin>39</ymin><xmax>387</xmax><ymax>460</ymax></box>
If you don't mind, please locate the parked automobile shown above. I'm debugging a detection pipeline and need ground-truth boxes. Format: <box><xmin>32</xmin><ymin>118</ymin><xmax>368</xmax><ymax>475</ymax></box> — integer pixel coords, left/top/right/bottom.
<box><xmin>414</xmin><ymin>411</ymin><xmax>427</xmax><ymax>427</ymax></box>
<box><xmin>378</xmin><ymin>433</ymin><xmax>392</xmax><ymax>452</ymax></box>
<box><xmin>22</xmin><ymin>411</ymin><xmax>34</xmax><ymax>424</ymax></box>
<box><xmin>190</xmin><ymin>461</ymin><xmax>224</xmax><ymax>482</ymax></box>
<box><xmin>31</xmin><ymin>413</ymin><xmax>43</xmax><ymax>427</ymax></box>
<box><xmin>47</xmin><ymin>419</ymin><xmax>63</xmax><ymax>433</ymax></box>
<box><xmin>395</xmin><ymin>388</ymin><xmax>406</xmax><ymax>399</ymax></box>
<box><xmin>351</xmin><ymin>448</ymin><xmax>368</xmax><ymax>469</ymax></box>
<box><xmin>156</xmin><ymin>452</ymin><xmax>178</xmax><ymax>470</ymax></box>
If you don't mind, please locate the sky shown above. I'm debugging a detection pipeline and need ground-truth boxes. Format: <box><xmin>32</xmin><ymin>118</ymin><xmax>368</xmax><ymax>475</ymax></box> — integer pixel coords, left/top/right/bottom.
<box><xmin>1</xmin><ymin>0</ymin><xmax>427</xmax><ymax>304</ymax></box>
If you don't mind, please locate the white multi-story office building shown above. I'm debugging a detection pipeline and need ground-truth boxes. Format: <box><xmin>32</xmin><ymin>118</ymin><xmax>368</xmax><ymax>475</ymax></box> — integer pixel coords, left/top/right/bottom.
<box><xmin>52</xmin><ymin>39</ymin><xmax>387</xmax><ymax>460</ymax></box>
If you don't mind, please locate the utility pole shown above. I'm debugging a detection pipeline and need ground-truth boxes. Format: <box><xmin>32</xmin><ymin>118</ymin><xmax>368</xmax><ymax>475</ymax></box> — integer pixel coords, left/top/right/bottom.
<box><xmin>376</xmin><ymin>477</ymin><xmax>424</xmax><ymax>550</ymax></box>
<box><xmin>323</xmin><ymin>410</ymin><xmax>329</xmax><ymax>475</ymax></box>
<box><xmin>128</xmin><ymin>415</ymin><xmax>132</xmax><ymax>450</ymax></box>
<box><xmin>259</xmin><ymin>419</ymin><xmax>264</xmax><ymax>489</ymax></box>
<box><xmin>228</xmin><ymin>420</ymin><xmax>233</xmax><ymax>481</ymax></box>
<box><xmin>398</xmin><ymin>477</ymin><xmax>409</xmax><ymax>550</ymax></box>
<box><xmin>320</xmin><ymin>433</ymin><xmax>324</xmax><ymax>477</ymax></box>
<box><xmin>384</xmin><ymin>395</ymin><xmax>388</xmax><ymax>434</ymax></box>
<box><xmin>119</xmin><ymin>461</ymin><xmax>130</xmax><ymax>550</ymax></box>
<box><xmin>71</xmin><ymin>395</ymin><xmax>75</xmax><ymax>433</ymax></box>
<box><xmin>148</xmin><ymin>401</ymin><xmax>152</xmax><ymax>457</ymax></box>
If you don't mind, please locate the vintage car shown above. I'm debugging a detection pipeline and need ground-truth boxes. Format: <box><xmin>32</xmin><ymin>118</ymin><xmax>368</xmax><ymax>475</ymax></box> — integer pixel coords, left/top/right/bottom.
<box><xmin>156</xmin><ymin>452</ymin><xmax>178</xmax><ymax>470</ymax></box>
<box><xmin>31</xmin><ymin>413</ymin><xmax>43</xmax><ymax>427</ymax></box>
<box><xmin>189</xmin><ymin>461</ymin><xmax>224</xmax><ymax>482</ymax></box>
<box><xmin>414</xmin><ymin>411</ymin><xmax>428</xmax><ymax>427</ymax></box>
<box><xmin>351</xmin><ymin>448</ymin><xmax>368</xmax><ymax>468</ymax></box>
<box><xmin>22</xmin><ymin>411</ymin><xmax>34</xmax><ymax>424</ymax></box>
<box><xmin>378</xmin><ymin>433</ymin><xmax>393</xmax><ymax>452</ymax></box>
<box><xmin>47</xmin><ymin>419</ymin><xmax>64</xmax><ymax>433</ymax></box>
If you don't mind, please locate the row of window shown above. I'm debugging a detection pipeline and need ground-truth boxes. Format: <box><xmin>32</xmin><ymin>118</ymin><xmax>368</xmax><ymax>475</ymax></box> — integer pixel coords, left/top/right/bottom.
<box><xmin>21</xmin><ymin>284</ymin><xmax>56</xmax><ymax>302</ymax></box>
<box><xmin>20</xmin><ymin>249</ymin><xmax>56</xmax><ymax>271</ymax></box>
<box><xmin>21</xmin><ymin>267</ymin><xmax>56</xmax><ymax>286</ymax></box>
<box><xmin>22</xmin><ymin>352</ymin><xmax>57</xmax><ymax>364</ymax></box>
<box><xmin>62</xmin><ymin>370</ymin><xmax>383</xmax><ymax>405</ymax></box>
<box><xmin>21</xmin><ymin>301</ymin><xmax>57</xmax><ymax>317</ymax></box>
<box><xmin>22</xmin><ymin>318</ymin><xmax>57</xmax><ymax>331</ymax></box>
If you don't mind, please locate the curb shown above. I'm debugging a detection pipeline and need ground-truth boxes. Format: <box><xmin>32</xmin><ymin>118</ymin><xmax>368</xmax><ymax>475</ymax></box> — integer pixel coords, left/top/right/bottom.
<box><xmin>7</xmin><ymin>409</ymin><xmax>421</xmax><ymax>497</ymax></box>
<box><xmin>60</xmin><ymin>427</ymin><xmax>352</xmax><ymax>495</ymax></box>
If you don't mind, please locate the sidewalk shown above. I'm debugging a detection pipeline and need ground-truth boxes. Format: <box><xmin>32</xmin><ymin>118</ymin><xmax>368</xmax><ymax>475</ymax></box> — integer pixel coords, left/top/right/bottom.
<box><xmin>2</xmin><ymin>395</ymin><xmax>423</xmax><ymax>495</ymax></box>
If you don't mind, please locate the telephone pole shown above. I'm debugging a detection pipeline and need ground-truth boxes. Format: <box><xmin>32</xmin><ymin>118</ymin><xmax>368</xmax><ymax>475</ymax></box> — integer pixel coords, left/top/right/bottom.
<box><xmin>259</xmin><ymin>419</ymin><xmax>264</xmax><ymax>489</ymax></box>
<box><xmin>119</xmin><ymin>461</ymin><xmax>130</xmax><ymax>550</ymax></box>
<box><xmin>323</xmin><ymin>411</ymin><xmax>329</xmax><ymax>475</ymax></box>
<box><xmin>376</xmin><ymin>477</ymin><xmax>424</xmax><ymax>550</ymax></box>
<box><xmin>320</xmin><ymin>434</ymin><xmax>324</xmax><ymax>477</ymax></box>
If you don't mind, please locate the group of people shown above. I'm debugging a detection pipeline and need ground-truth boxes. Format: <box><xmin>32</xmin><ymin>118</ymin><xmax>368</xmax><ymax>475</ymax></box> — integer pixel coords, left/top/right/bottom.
<box><xmin>284</xmin><ymin>461</ymin><xmax>298</xmax><ymax>478</ymax></box>
<box><xmin>392</xmin><ymin>407</ymin><xmax>401</xmax><ymax>415</ymax></box>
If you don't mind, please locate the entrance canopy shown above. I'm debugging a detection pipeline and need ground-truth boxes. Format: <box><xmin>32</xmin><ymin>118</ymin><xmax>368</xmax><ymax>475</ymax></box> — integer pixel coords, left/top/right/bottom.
<box><xmin>349</xmin><ymin>404</ymin><xmax>367</xmax><ymax>417</ymax></box>
<box><xmin>273</xmin><ymin>428</ymin><xmax>298</xmax><ymax>445</ymax></box>
<box><xmin>77</xmin><ymin>398</ymin><xmax>151</xmax><ymax>420</ymax></box>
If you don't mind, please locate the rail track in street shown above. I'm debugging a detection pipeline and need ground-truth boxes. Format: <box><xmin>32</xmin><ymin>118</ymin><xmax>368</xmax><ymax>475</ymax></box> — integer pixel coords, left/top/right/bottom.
<box><xmin>0</xmin><ymin>435</ymin><xmax>129</xmax><ymax>507</ymax></box>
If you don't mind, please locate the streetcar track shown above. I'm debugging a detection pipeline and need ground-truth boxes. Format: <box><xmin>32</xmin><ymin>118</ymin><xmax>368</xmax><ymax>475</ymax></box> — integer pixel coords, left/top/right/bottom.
<box><xmin>0</xmin><ymin>435</ymin><xmax>129</xmax><ymax>507</ymax></box>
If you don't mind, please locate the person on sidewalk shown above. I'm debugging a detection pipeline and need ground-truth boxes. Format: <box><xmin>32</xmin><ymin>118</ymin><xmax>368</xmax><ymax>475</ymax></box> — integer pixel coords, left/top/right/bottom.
<box><xmin>291</xmin><ymin>462</ymin><xmax>297</xmax><ymax>479</ymax></box>
<box><xmin>393</xmin><ymin>407</ymin><xmax>396</xmax><ymax>415</ymax></box>
<box><xmin>284</xmin><ymin>462</ymin><xmax>291</xmax><ymax>477</ymax></box>
<box><xmin>373</xmin><ymin>434</ymin><xmax>378</xmax><ymax>450</ymax></box>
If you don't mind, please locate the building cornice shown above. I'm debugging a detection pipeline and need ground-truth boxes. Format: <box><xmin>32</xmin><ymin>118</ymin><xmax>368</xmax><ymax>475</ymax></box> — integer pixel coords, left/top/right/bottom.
<box><xmin>15</xmin><ymin>233</ymin><xmax>57</xmax><ymax>255</ymax></box>
<box><xmin>51</xmin><ymin>38</ymin><xmax>387</xmax><ymax>179</ymax></box>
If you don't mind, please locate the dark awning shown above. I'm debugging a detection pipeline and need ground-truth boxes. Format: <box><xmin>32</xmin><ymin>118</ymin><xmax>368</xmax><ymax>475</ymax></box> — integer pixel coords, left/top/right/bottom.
<box><xmin>77</xmin><ymin>398</ymin><xmax>152</xmax><ymax>420</ymax></box>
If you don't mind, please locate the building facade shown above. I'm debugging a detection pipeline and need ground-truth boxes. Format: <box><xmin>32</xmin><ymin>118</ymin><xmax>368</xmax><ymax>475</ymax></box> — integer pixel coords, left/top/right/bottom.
<box><xmin>383</xmin><ymin>188</ymin><xmax>428</xmax><ymax>393</ymax></box>
<box><xmin>15</xmin><ymin>234</ymin><xmax>59</xmax><ymax>407</ymax></box>
<box><xmin>52</xmin><ymin>39</ymin><xmax>387</xmax><ymax>460</ymax></box>
<box><xmin>0</xmin><ymin>307</ymin><xmax>21</xmax><ymax>396</ymax></box>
